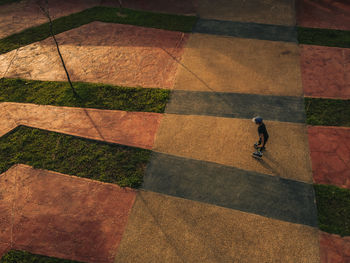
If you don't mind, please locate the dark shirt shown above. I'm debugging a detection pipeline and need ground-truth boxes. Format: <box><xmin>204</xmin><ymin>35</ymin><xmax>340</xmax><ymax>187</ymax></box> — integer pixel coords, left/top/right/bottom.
<box><xmin>258</xmin><ymin>123</ymin><xmax>269</xmax><ymax>142</ymax></box>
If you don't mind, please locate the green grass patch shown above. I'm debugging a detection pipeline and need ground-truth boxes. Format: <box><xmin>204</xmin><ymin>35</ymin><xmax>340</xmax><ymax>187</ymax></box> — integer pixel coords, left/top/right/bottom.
<box><xmin>0</xmin><ymin>126</ymin><xmax>150</xmax><ymax>188</ymax></box>
<box><xmin>305</xmin><ymin>97</ymin><xmax>350</xmax><ymax>127</ymax></box>
<box><xmin>0</xmin><ymin>0</ymin><xmax>20</xmax><ymax>5</ymax></box>
<box><xmin>315</xmin><ymin>184</ymin><xmax>350</xmax><ymax>236</ymax></box>
<box><xmin>0</xmin><ymin>78</ymin><xmax>170</xmax><ymax>113</ymax></box>
<box><xmin>0</xmin><ymin>6</ymin><xmax>197</xmax><ymax>54</ymax></box>
<box><xmin>0</xmin><ymin>250</ymin><xmax>83</xmax><ymax>263</ymax></box>
<box><xmin>298</xmin><ymin>27</ymin><xmax>350</xmax><ymax>48</ymax></box>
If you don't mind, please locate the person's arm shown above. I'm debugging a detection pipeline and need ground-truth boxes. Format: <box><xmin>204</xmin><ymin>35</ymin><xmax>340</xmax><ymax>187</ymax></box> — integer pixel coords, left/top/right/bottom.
<box><xmin>258</xmin><ymin>133</ymin><xmax>264</xmax><ymax>147</ymax></box>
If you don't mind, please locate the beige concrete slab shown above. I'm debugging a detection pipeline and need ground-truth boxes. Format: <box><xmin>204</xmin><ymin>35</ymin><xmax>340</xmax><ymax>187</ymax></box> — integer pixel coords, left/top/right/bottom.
<box><xmin>115</xmin><ymin>191</ymin><xmax>320</xmax><ymax>263</ymax></box>
<box><xmin>153</xmin><ymin>114</ymin><xmax>313</xmax><ymax>183</ymax></box>
<box><xmin>196</xmin><ymin>0</ymin><xmax>296</xmax><ymax>26</ymax></box>
<box><xmin>0</xmin><ymin>102</ymin><xmax>162</xmax><ymax>149</ymax></box>
<box><xmin>0</xmin><ymin>22</ymin><xmax>188</xmax><ymax>89</ymax></box>
<box><xmin>174</xmin><ymin>33</ymin><xmax>303</xmax><ymax>96</ymax></box>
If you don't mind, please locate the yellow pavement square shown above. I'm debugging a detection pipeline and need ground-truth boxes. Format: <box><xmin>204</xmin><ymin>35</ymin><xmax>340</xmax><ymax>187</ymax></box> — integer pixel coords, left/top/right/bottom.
<box><xmin>153</xmin><ymin>114</ymin><xmax>313</xmax><ymax>183</ymax></box>
<box><xmin>115</xmin><ymin>191</ymin><xmax>320</xmax><ymax>263</ymax></box>
<box><xmin>197</xmin><ymin>0</ymin><xmax>296</xmax><ymax>26</ymax></box>
<box><xmin>174</xmin><ymin>34</ymin><xmax>303</xmax><ymax>96</ymax></box>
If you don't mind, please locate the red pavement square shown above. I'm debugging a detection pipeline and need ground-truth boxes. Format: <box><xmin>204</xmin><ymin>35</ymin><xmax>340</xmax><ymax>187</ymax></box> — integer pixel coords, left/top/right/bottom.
<box><xmin>0</xmin><ymin>165</ymin><xmax>136</xmax><ymax>263</ymax></box>
<box><xmin>320</xmin><ymin>231</ymin><xmax>350</xmax><ymax>263</ymax></box>
<box><xmin>296</xmin><ymin>0</ymin><xmax>350</xmax><ymax>31</ymax></box>
<box><xmin>308</xmin><ymin>126</ymin><xmax>350</xmax><ymax>189</ymax></box>
<box><xmin>300</xmin><ymin>45</ymin><xmax>350</xmax><ymax>99</ymax></box>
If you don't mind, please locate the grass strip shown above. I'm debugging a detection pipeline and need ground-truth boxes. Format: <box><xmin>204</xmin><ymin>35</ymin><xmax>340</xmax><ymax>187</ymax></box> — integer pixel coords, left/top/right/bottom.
<box><xmin>0</xmin><ymin>250</ymin><xmax>83</xmax><ymax>263</ymax></box>
<box><xmin>0</xmin><ymin>126</ymin><xmax>150</xmax><ymax>188</ymax></box>
<box><xmin>298</xmin><ymin>27</ymin><xmax>350</xmax><ymax>48</ymax></box>
<box><xmin>305</xmin><ymin>97</ymin><xmax>350</xmax><ymax>127</ymax></box>
<box><xmin>315</xmin><ymin>184</ymin><xmax>350</xmax><ymax>236</ymax></box>
<box><xmin>0</xmin><ymin>6</ymin><xmax>197</xmax><ymax>54</ymax></box>
<box><xmin>0</xmin><ymin>78</ymin><xmax>170</xmax><ymax>113</ymax></box>
<box><xmin>0</xmin><ymin>0</ymin><xmax>20</xmax><ymax>5</ymax></box>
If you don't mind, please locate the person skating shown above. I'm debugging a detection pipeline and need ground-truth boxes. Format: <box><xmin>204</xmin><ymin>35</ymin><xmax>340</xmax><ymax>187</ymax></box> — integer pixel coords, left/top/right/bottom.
<box><xmin>252</xmin><ymin>116</ymin><xmax>269</xmax><ymax>159</ymax></box>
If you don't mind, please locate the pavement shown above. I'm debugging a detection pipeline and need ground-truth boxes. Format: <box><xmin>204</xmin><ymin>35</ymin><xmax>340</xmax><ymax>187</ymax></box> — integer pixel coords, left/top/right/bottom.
<box><xmin>320</xmin><ymin>232</ymin><xmax>350</xmax><ymax>263</ymax></box>
<box><xmin>0</xmin><ymin>102</ymin><xmax>162</xmax><ymax>149</ymax></box>
<box><xmin>0</xmin><ymin>164</ymin><xmax>136</xmax><ymax>263</ymax></box>
<box><xmin>0</xmin><ymin>0</ymin><xmax>350</xmax><ymax>262</ymax></box>
<box><xmin>308</xmin><ymin>126</ymin><xmax>350</xmax><ymax>189</ymax></box>
<box><xmin>0</xmin><ymin>0</ymin><xmax>105</xmax><ymax>39</ymax></box>
<box><xmin>300</xmin><ymin>44</ymin><xmax>350</xmax><ymax>99</ymax></box>
<box><xmin>296</xmin><ymin>0</ymin><xmax>350</xmax><ymax>31</ymax></box>
<box><xmin>0</xmin><ymin>22</ymin><xmax>188</xmax><ymax>88</ymax></box>
<box><xmin>172</xmin><ymin>33</ymin><xmax>303</xmax><ymax>96</ymax></box>
<box><xmin>0</xmin><ymin>0</ymin><xmax>196</xmax><ymax>40</ymax></box>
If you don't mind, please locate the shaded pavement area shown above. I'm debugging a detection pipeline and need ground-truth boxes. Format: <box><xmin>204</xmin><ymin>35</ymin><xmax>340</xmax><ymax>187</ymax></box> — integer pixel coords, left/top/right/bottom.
<box><xmin>144</xmin><ymin>153</ymin><xmax>317</xmax><ymax>226</ymax></box>
<box><xmin>296</xmin><ymin>0</ymin><xmax>350</xmax><ymax>31</ymax></box>
<box><xmin>0</xmin><ymin>0</ymin><xmax>108</xmax><ymax>39</ymax></box>
<box><xmin>167</xmin><ymin>90</ymin><xmax>306</xmax><ymax>123</ymax></box>
<box><xmin>0</xmin><ymin>0</ymin><xmax>196</xmax><ymax>40</ymax></box>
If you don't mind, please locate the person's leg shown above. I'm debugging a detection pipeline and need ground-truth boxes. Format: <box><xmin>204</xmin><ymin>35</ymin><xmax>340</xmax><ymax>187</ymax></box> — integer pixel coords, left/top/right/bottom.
<box><xmin>261</xmin><ymin>137</ymin><xmax>268</xmax><ymax>151</ymax></box>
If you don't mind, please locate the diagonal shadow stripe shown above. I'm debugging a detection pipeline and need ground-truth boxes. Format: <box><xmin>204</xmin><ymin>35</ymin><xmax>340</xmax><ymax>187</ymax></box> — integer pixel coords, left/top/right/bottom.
<box><xmin>143</xmin><ymin>152</ymin><xmax>318</xmax><ymax>227</ymax></box>
<box><xmin>194</xmin><ymin>19</ymin><xmax>297</xmax><ymax>42</ymax></box>
<box><xmin>166</xmin><ymin>90</ymin><xmax>306</xmax><ymax>123</ymax></box>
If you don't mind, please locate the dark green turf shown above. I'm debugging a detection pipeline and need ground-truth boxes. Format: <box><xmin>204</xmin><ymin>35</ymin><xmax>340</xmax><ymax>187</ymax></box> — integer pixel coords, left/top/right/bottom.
<box><xmin>0</xmin><ymin>6</ymin><xmax>197</xmax><ymax>54</ymax></box>
<box><xmin>298</xmin><ymin>27</ymin><xmax>350</xmax><ymax>48</ymax></box>
<box><xmin>0</xmin><ymin>250</ymin><xmax>83</xmax><ymax>263</ymax></box>
<box><xmin>0</xmin><ymin>78</ymin><xmax>170</xmax><ymax>113</ymax></box>
<box><xmin>0</xmin><ymin>126</ymin><xmax>150</xmax><ymax>188</ymax></box>
<box><xmin>305</xmin><ymin>97</ymin><xmax>350</xmax><ymax>127</ymax></box>
<box><xmin>0</xmin><ymin>0</ymin><xmax>20</xmax><ymax>5</ymax></box>
<box><xmin>315</xmin><ymin>184</ymin><xmax>350</xmax><ymax>236</ymax></box>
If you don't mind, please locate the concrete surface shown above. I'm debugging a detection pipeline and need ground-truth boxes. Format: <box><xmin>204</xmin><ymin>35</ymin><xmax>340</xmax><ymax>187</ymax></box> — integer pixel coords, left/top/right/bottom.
<box><xmin>166</xmin><ymin>90</ymin><xmax>306</xmax><ymax>123</ymax></box>
<box><xmin>308</xmin><ymin>126</ymin><xmax>350</xmax><ymax>189</ymax></box>
<box><xmin>0</xmin><ymin>164</ymin><xmax>136</xmax><ymax>263</ymax></box>
<box><xmin>296</xmin><ymin>0</ymin><xmax>350</xmax><ymax>31</ymax></box>
<box><xmin>173</xmin><ymin>33</ymin><xmax>303</xmax><ymax>96</ymax></box>
<box><xmin>194</xmin><ymin>19</ymin><xmax>297</xmax><ymax>42</ymax></box>
<box><xmin>144</xmin><ymin>152</ymin><xmax>318</xmax><ymax>226</ymax></box>
<box><xmin>0</xmin><ymin>102</ymin><xmax>162</xmax><ymax>149</ymax></box>
<box><xmin>320</xmin><ymin>231</ymin><xmax>350</xmax><ymax>263</ymax></box>
<box><xmin>0</xmin><ymin>22</ymin><xmax>188</xmax><ymax>89</ymax></box>
<box><xmin>0</xmin><ymin>0</ymin><xmax>107</xmax><ymax>39</ymax></box>
<box><xmin>114</xmin><ymin>191</ymin><xmax>320</xmax><ymax>263</ymax></box>
<box><xmin>300</xmin><ymin>45</ymin><xmax>350</xmax><ymax>99</ymax></box>
<box><xmin>153</xmin><ymin>114</ymin><xmax>313</xmax><ymax>183</ymax></box>
<box><xmin>196</xmin><ymin>0</ymin><xmax>296</xmax><ymax>26</ymax></box>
